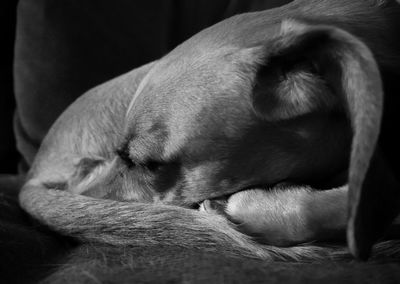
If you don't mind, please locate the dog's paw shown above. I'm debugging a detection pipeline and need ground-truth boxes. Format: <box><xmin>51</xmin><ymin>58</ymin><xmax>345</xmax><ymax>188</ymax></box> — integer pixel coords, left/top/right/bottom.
<box><xmin>224</xmin><ymin>187</ymin><xmax>316</xmax><ymax>246</ymax></box>
<box><xmin>199</xmin><ymin>185</ymin><xmax>323</xmax><ymax>246</ymax></box>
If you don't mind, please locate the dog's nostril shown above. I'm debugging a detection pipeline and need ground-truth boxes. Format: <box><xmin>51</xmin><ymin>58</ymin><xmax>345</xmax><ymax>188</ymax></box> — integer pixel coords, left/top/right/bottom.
<box><xmin>116</xmin><ymin>148</ymin><xmax>135</xmax><ymax>168</ymax></box>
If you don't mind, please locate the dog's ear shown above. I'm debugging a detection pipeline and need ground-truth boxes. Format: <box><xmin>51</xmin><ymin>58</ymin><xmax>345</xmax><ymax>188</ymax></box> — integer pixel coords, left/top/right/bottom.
<box><xmin>249</xmin><ymin>20</ymin><xmax>400</xmax><ymax>259</ymax></box>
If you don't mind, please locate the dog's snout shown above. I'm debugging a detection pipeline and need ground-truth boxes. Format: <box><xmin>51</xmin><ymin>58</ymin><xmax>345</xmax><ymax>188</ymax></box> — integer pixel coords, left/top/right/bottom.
<box><xmin>116</xmin><ymin>147</ymin><xmax>135</xmax><ymax>168</ymax></box>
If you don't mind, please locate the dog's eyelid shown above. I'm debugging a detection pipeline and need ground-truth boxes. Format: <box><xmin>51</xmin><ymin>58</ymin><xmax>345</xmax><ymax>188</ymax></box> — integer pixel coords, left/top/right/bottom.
<box><xmin>143</xmin><ymin>155</ymin><xmax>182</xmax><ymax>172</ymax></box>
<box><xmin>143</xmin><ymin>159</ymin><xmax>165</xmax><ymax>172</ymax></box>
<box><xmin>115</xmin><ymin>147</ymin><xmax>136</xmax><ymax>168</ymax></box>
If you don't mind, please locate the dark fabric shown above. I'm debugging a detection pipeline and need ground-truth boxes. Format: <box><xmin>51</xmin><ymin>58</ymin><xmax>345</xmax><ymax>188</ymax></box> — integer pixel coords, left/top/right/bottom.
<box><xmin>1</xmin><ymin>176</ymin><xmax>400</xmax><ymax>284</ymax></box>
<box><xmin>0</xmin><ymin>175</ymin><xmax>70</xmax><ymax>284</ymax></box>
<box><xmin>0</xmin><ymin>0</ymin><xmax>18</xmax><ymax>173</ymax></box>
<box><xmin>43</xmin><ymin>245</ymin><xmax>400</xmax><ymax>284</ymax></box>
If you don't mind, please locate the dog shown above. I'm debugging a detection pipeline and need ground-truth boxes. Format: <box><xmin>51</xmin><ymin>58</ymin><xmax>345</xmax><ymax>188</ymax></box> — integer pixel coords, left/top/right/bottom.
<box><xmin>19</xmin><ymin>0</ymin><xmax>400</xmax><ymax>261</ymax></box>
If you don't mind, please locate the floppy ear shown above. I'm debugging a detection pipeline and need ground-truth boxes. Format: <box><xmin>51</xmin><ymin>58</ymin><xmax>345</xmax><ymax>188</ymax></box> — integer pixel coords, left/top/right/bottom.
<box><xmin>251</xmin><ymin>19</ymin><xmax>400</xmax><ymax>259</ymax></box>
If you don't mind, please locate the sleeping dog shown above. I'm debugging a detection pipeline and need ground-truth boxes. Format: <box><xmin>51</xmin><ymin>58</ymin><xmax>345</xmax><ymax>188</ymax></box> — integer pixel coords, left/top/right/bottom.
<box><xmin>19</xmin><ymin>0</ymin><xmax>400</xmax><ymax>260</ymax></box>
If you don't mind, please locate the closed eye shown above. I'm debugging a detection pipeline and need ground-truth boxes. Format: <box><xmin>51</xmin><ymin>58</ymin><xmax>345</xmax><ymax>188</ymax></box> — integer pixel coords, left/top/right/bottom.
<box><xmin>144</xmin><ymin>160</ymin><xmax>165</xmax><ymax>172</ymax></box>
<box><xmin>116</xmin><ymin>147</ymin><xmax>135</xmax><ymax>168</ymax></box>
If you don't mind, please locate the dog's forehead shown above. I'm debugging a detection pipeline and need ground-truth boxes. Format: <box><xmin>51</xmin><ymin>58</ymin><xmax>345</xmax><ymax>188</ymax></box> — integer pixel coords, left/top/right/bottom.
<box><xmin>123</xmin><ymin>12</ymin><xmax>282</xmax><ymax>129</ymax></box>
<box><xmin>123</xmin><ymin>45</ymin><xmax>257</xmax><ymax>160</ymax></box>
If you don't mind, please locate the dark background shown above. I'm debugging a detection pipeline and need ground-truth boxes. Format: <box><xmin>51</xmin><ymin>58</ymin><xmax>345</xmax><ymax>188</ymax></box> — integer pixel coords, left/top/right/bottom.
<box><xmin>1</xmin><ymin>0</ymin><xmax>19</xmax><ymax>173</ymax></box>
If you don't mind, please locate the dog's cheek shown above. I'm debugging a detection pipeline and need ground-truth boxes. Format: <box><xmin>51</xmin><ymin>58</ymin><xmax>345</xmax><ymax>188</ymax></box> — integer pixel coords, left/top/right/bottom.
<box><xmin>73</xmin><ymin>158</ymin><xmax>154</xmax><ymax>202</ymax></box>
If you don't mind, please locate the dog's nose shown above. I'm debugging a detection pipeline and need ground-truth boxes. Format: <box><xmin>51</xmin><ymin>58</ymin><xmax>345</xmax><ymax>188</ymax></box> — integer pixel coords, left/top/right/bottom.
<box><xmin>116</xmin><ymin>147</ymin><xmax>135</xmax><ymax>168</ymax></box>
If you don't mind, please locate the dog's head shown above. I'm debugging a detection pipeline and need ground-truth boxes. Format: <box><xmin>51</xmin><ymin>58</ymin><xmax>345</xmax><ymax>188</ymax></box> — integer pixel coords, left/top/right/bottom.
<box><xmin>80</xmin><ymin>12</ymin><xmax>399</xmax><ymax>259</ymax></box>
<box><xmin>84</xmin><ymin>20</ymin><xmax>357</xmax><ymax>203</ymax></box>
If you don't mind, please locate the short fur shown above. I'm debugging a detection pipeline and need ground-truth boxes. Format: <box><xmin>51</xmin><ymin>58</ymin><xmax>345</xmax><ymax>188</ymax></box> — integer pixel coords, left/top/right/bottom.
<box><xmin>19</xmin><ymin>0</ymin><xmax>400</xmax><ymax>261</ymax></box>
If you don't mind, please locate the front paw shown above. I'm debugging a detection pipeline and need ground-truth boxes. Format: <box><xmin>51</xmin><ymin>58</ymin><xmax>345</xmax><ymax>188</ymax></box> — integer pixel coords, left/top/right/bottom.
<box><xmin>224</xmin><ymin>188</ymin><xmax>316</xmax><ymax>246</ymax></box>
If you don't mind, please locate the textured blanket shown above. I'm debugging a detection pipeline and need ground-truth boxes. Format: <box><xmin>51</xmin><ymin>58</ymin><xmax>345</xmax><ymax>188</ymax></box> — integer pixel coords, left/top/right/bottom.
<box><xmin>2</xmin><ymin>175</ymin><xmax>400</xmax><ymax>284</ymax></box>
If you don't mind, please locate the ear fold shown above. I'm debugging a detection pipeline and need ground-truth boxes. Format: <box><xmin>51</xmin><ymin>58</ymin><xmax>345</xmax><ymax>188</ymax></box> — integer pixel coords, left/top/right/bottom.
<box><xmin>252</xmin><ymin>20</ymin><xmax>400</xmax><ymax>259</ymax></box>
